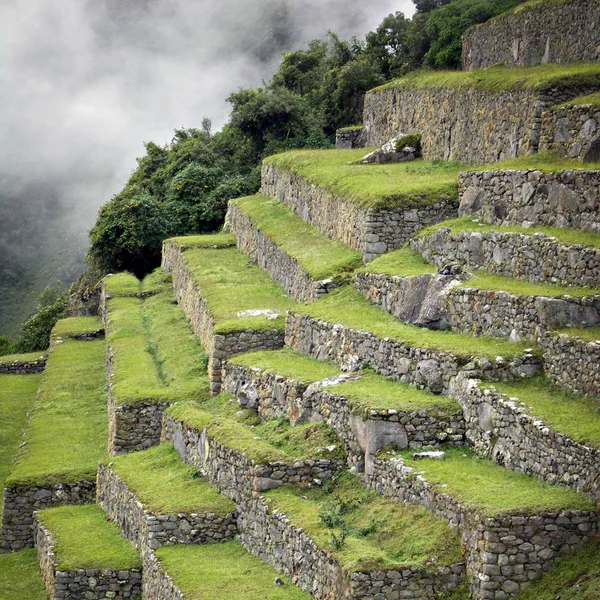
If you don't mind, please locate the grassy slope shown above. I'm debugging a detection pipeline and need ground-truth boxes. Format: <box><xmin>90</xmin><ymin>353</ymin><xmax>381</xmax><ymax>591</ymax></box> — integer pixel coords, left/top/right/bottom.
<box><xmin>52</xmin><ymin>316</ymin><xmax>103</xmax><ymax>338</ymax></box>
<box><xmin>167</xmin><ymin>233</ymin><xmax>236</xmax><ymax>249</ymax></box>
<box><xmin>0</xmin><ymin>351</ymin><xmax>46</xmax><ymax>365</ymax></box>
<box><xmin>560</xmin><ymin>92</ymin><xmax>600</xmax><ymax>108</ymax></box>
<box><xmin>37</xmin><ymin>504</ymin><xmax>140</xmax><ymax>571</ymax></box>
<box><xmin>6</xmin><ymin>337</ymin><xmax>107</xmax><ymax>487</ymax></box>
<box><xmin>183</xmin><ymin>245</ymin><xmax>295</xmax><ymax>334</ymax></box>
<box><xmin>397</xmin><ymin>448</ymin><xmax>595</xmax><ymax>515</ymax></box>
<box><xmin>557</xmin><ymin>325</ymin><xmax>600</xmax><ymax>342</ymax></box>
<box><xmin>106</xmin><ymin>444</ymin><xmax>235</xmax><ymax>515</ymax></box>
<box><xmin>231</xmin><ymin>194</ymin><xmax>362</xmax><ymax>280</ymax></box>
<box><xmin>0</xmin><ymin>549</ymin><xmax>46</xmax><ymax>600</ymax></box>
<box><xmin>492</xmin><ymin>377</ymin><xmax>600</xmax><ymax>448</ymax></box>
<box><xmin>155</xmin><ymin>541</ymin><xmax>311</xmax><ymax>600</ymax></box>
<box><xmin>0</xmin><ymin>374</ymin><xmax>40</xmax><ymax>513</ymax></box>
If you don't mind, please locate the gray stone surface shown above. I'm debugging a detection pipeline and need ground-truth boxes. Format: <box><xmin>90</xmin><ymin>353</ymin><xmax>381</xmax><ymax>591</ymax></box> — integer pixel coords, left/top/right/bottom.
<box><xmin>0</xmin><ymin>357</ymin><xmax>46</xmax><ymax>375</ymax></box>
<box><xmin>335</xmin><ymin>127</ymin><xmax>364</xmax><ymax>149</ymax></box>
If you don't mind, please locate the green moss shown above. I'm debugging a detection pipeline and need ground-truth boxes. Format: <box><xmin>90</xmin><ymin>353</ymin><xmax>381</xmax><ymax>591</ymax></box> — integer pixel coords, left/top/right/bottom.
<box><xmin>0</xmin><ymin>549</ymin><xmax>46</xmax><ymax>600</ymax></box>
<box><xmin>295</xmin><ymin>286</ymin><xmax>532</xmax><ymax>360</ymax></box>
<box><xmin>182</xmin><ymin>245</ymin><xmax>296</xmax><ymax>334</ymax></box>
<box><xmin>105</xmin><ymin>444</ymin><xmax>235</xmax><ymax>516</ymax></box>
<box><xmin>227</xmin><ymin>349</ymin><xmax>340</xmax><ymax>383</ymax></box>
<box><xmin>0</xmin><ymin>375</ymin><xmax>40</xmax><ymax>514</ymax></box>
<box><xmin>155</xmin><ymin>542</ymin><xmax>311</xmax><ymax>599</ymax></box>
<box><xmin>231</xmin><ymin>195</ymin><xmax>362</xmax><ymax>280</ymax></box>
<box><xmin>263</xmin><ymin>150</ymin><xmax>462</xmax><ymax>210</ymax></box>
<box><xmin>0</xmin><ymin>351</ymin><xmax>46</xmax><ymax>365</ymax></box>
<box><xmin>265</xmin><ymin>472</ymin><xmax>464</xmax><ymax>572</ymax></box>
<box><xmin>52</xmin><ymin>316</ymin><xmax>103</xmax><ymax>338</ymax></box>
<box><xmin>167</xmin><ymin>233</ymin><xmax>237</xmax><ymax>249</ymax></box>
<box><xmin>376</xmin><ymin>62</ymin><xmax>600</xmax><ymax>94</ymax></box>
<box><xmin>492</xmin><ymin>377</ymin><xmax>600</xmax><ymax>448</ymax></box>
<box><xmin>37</xmin><ymin>504</ymin><xmax>141</xmax><ymax>571</ymax></box>
<box><xmin>5</xmin><ymin>339</ymin><xmax>107</xmax><ymax>487</ymax></box>
<box><xmin>337</xmin><ymin>125</ymin><xmax>362</xmax><ymax>132</ymax></box>
<box><xmin>396</xmin><ymin>447</ymin><xmax>595</xmax><ymax>515</ymax></box>
<box><xmin>557</xmin><ymin>325</ymin><xmax>600</xmax><ymax>342</ymax></box>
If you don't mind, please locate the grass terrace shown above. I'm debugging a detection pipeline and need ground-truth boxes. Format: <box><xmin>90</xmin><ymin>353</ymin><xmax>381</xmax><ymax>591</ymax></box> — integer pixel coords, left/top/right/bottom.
<box><xmin>181</xmin><ymin>244</ymin><xmax>296</xmax><ymax>334</ymax></box>
<box><xmin>166</xmin><ymin>394</ymin><xmax>344</xmax><ymax>465</ymax></box>
<box><xmin>0</xmin><ymin>549</ymin><xmax>46</xmax><ymax>600</ymax></box>
<box><xmin>493</xmin><ymin>377</ymin><xmax>600</xmax><ymax>448</ymax></box>
<box><xmin>559</xmin><ymin>91</ymin><xmax>600</xmax><ymax>108</ymax></box>
<box><xmin>37</xmin><ymin>504</ymin><xmax>141</xmax><ymax>571</ymax></box>
<box><xmin>263</xmin><ymin>149</ymin><xmax>462</xmax><ymax>210</ymax></box>
<box><xmin>103</xmin><ymin>269</ymin><xmax>173</xmax><ymax>297</ymax></box>
<box><xmin>231</xmin><ymin>194</ymin><xmax>362</xmax><ymax>280</ymax></box>
<box><xmin>167</xmin><ymin>232</ymin><xmax>236</xmax><ymax>249</ymax></box>
<box><xmin>0</xmin><ymin>351</ymin><xmax>46</xmax><ymax>366</ymax></box>
<box><xmin>557</xmin><ymin>325</ymin><xmax>600</xmax><ymax>342</ymax></box>
<box><xmin>295</xmin><ymin>286</ymin><xmax>532</xmax><ymax>360</ymax></box>
<box><xmin>264</xmin><ymin>472</ymin><xmax>464</xmax><ymax>572</ymax></box>
<box><xmin>154</xmin><ymin>541</ymin><xmax>311</xmax><ymax>600</ymax></box>
<box><xmin>393</xmin><ymin>447</ymin><xmax>595</xmax><ymax>516</ymax></box>
<box><xmin>5</xmin><ymin>336</ymin><xmax>107</xmax><ymax>487</ymax></box>
<box><xmin>358</xmin><ymin>247</ymin><xmax>437</xmax><ymax>278</ymax></box>
<box><xmin>52</xmin><ymin>316</ymin><xmax>103</xmax><ymax>339</ymax></box>
<box><xmin>105</xmin><ymin>444</ymin><xmax>235</xmax><ymax>516</ymax></box>
<box><xmin>0</xmin><ymin>375</ymin><xmax>41</xmax><ymax>513</ymax></box>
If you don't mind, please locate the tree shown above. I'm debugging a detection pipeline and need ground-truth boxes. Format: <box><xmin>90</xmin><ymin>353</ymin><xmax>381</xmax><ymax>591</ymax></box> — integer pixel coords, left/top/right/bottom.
<box><xmin>364</xmin><ymin>12</ymin><xmax>414</xmax><ymax>78</ymax></box>
<box><xmin>0</xmin><ymin>336</ymin><xmax>16</xmax><ymax>357</ymax></box>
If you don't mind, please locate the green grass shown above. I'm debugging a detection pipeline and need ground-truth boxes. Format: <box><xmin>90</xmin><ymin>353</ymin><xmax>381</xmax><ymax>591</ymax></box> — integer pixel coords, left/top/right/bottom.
<box><xmin>557</xmin><ymin>326</ymin><xmax>600</xmax><ymax>342</ymax></box>
<box><xmin>518</xmin><ymin>538</ymin><xmax>600</xmax><ymax>600</ymax></box>
<box><xmin>376</xmin><ymin>62</ymin><xmax>600</xmax><ymax>94</ymax></box>
<box><xmin>104</xmin><ymin>269</ymin><xmax>173</xmax><ymax>297</ymax></box>
<box><xmin>37</xmin><ymin>504</ymin><xmax>141</xmax><ymax>571</ymax></box>
<box><xmin>167</xmin><ymin>233</ymin><xmax>236</xmax><ymax>248</ymax></box>
<box><xmin>358</xmin><ymin>247</ymin><xmax>438</xmax><ymax>277</ymax></box>
<box><xmin>337</xmin><ymin>124</ymin><xmax>362</xmax><ymax>132</ymax></box>
<box><xmin>107</xmin><ymin>289</ymin><xmax>210</xmax><ymax>406</ymax></box>
<box><xmin>295</xmin><ymin>286</ymin><xmax>532</xmax><ymax>360</ymax></box>
<box><xmin>419</xmin><ymin>217</ymin><xmax>600</xmax><ymax>250</ymax></box>
<box><xmin>264</xmin><ymin>472</ymin><xmax>464</xmax><ymax>572</ymax></box>
<box><xmin>5</xmin><ymin>338</ymin><xmax>107</xmax><ymax>487</ymax></box>
<box><xmin>559</xmin><ymin>91</ymin><xmax>600</xmax><ymax>108</ymax></box>
<box><xmin>227</xmin><ymin>349</ymin><xmax>340</xmax><ymax>382</ymax></box>
<box><xmin>0</xmin><ymin>351</ymin><xmax>46</xmax><ymax>365</ymax></box>
<box><xmin>492</xmin><ymin>377</ymin><xmax>600</xmax><ymax>448</ymax></box>
<box><xmin>395</xmin><ymin>447</ymin><xmax>595</xmax><ymax>515</ymax></box>
<box><xmin>263</xmin><ymin>149</ymin><xmax>462</xmax><ymax>210</ymax></box>
<box><xmin>106</xmin><ymin>444</ymin><xmax>235</xmax><ymax>515</ymax></box>
<box><xmin>0</xmin><ymin>375</ymin><xmax>40</xmax><ymax>514</ymax></box>
<box><xmin>155</xmin><ymin>541</ymin><xmax>311</xmax><ymax>599</ymax></box>
<box><xmin>0</xmin><ymin>549</ymin><xmax>46</xmax><ymax>600</ymax></box>
<box><xmin>182</xmin><ymin>245</ymin><xmax>296</xmax><ymax>334</ymax></box>
<box><xmin>52</xmin><ymin>316</ymin><xmax>103</xmax><ymax>338</ymax></box>
<box><xmin>232</xmin><ymin>194</ymin><xmax>362</xmax><ymax>280</ymax></box>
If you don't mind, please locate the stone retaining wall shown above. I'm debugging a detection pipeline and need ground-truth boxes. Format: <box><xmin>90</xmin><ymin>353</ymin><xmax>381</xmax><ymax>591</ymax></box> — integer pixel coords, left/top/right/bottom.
<box><xmin>35</xmin><ymin>518</ymin><xmax>142</xmax><ymax>600</ymax></box>
<box><xmin>448</xmin><ymin>374</ymin><xmax>600</xmax><ymax>505</ymax></box>
<box><xmin>261</xmin><ymin>163</ymin><xmax>458</xmax><ymax>262</ymax></box>
<box><xmin>335</xmin><ymin>127</ymin><xmax>364</xmax><ymax>149</ymax></box>
<box><xmin>411</xmin><ymin>227</ymin><xmax>600</xmax><ymax>288</ymax></box>
<box><xmin>161</xmin><ymin>240</ymin><xmax>285</xmax><ymax>394</ymax></box>
<box><xmin>364</xmin><ymin>454</ymin><xmax>598</xmax><ymax>600</ymax></box>
<box><xmin>355</xmin><ymin>272</ymin><xmax>600</xmax><ymax>342</ymax></box>
<box><xmin>226</xmin><ymin>201</ymin><xmax>337</xmax><ymax>302</ymax></box>
<box><xmin>462</xmin><ymin>0</ymin><xmax>600</xmax><ymax>71</ymax></box>
<box><xmin>540</xmin><ymin>331</ymin><xmax>600</xmax><ymax>399</ymax></box>
<box><xmin>285</xmin><ymin>313</ymin><xmax>541</xmax><ymax>395</ymax></box>
<box><xmin>458</xmin><ymin>169</ymin><xmax>600</xmax><ymax>233</ymax></box>
<box><xmin>1</xmin><ymin>481</ymin><xmax>96</xmax><ymax>552</ymax></box>
<box><xmin>142</xmin><ymin>551</ymin><xmax>184</xmax><ymax>600</ymax></box>
<box><xmin>163</xmin><ymin>415</ymin><xmax>341</xmax><ymax>503</ymax></box>
<box><xmin>96</xmin><ymin>462</ymin><xmax>237</xmax><ymax>554</ymax></box>
<box><xmin>0</xmin><ymin>357</ymin><xmax>46</xmax><ymax>375</ymax></box>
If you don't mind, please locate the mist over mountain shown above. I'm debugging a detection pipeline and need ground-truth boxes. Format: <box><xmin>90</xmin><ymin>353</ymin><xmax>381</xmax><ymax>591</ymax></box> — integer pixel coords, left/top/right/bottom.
<box><xmin>0</xmin><ymin>0</ymin><xmax>414</xmax><ymax>337</ymax></box>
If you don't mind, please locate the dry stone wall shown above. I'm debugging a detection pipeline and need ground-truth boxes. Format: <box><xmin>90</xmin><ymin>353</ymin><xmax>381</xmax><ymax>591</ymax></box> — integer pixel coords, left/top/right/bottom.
<box><xmin>0</xmin><ymin>357</ymin><xmax>46</xmax><ymax>374</ymax></box>
<box><xmin>335</xmin><ymin>127</ymin><xmax>364</xmax><ymax>149</ymax></box>
<box><xmin>142</xmin><ymin>552</ymin><xmax>184</xmax><ymax>600</ymax></box>
<box><xmin>261</xmin><ymin>162</ymin><xmax>458</xmax><ymax>262</ymax></box>
<box><xmin>462</xmin><ymin>0</ymin><xmax>600</xmax><ymax>71</ymax></box>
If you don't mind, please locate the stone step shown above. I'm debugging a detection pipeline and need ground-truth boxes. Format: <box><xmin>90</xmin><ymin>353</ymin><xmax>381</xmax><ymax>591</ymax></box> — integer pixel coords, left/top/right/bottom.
<box><xmin>1</xmin><ymin>319</ymin><xmax>106</xmax><ymax>552</ymax></box>
<box><xmin>261</xmin><ymin>149</ymin><xmax>458</xmax><ymax>261</ymax></box>
<box><xmin>101</xmin><ymin>274</ymin><xmax>209</xmax><ymax>455</ymax></box>
<box><xmin>226</xmin><ymin>194</ymin><xmax>362</xmax><ymax>302</ymax></box>
<box><xmin>222</xmin><ymin>349</ymin><xmax>465</xmax><ymax>472</ymax></box>
<box><xmin>410</xmin><ymin>218</ymin><xmax>600</xmax><ymax>288</ymax></box>
<box><xmin>34</xmin><ymin>504</ymin><xmax>142</xmax><ymax>600</ymax></box>
<box><xmin>97</xmin><ymin>444</ymin><xmax>237</xmax><ymax>555</ymax></box>
<box><xmin>161</xmin><ymin>235</ymin><xmax>296</xmax><ymax>394</ymax></box>
<box><xmin>285</xmin><ymin>285</ymin><xmax>541</xmax><ymax>395</ymax></box>
<box><xmin>142</xmin><ymin>540</ymin><xmax>312</xmax><ymax>600</ymax></box>
<box><xmin>450</xmin><ymin>374</ymin><xmax>600</xmax><ymax>503</ymax></box>
<box><xmin>355</xmin><ymin>247</ymin><xmax>600</xmax><ymax>342</ymax></box>
<box><xmin>163</xmin><ymin>394</ymin><xmax>344</xmax><ymax>503</ymax></box>
<box><xmin>366</xmin><ymin>446</ymin><xmax>597</xmax><ymax>600</ymax></box>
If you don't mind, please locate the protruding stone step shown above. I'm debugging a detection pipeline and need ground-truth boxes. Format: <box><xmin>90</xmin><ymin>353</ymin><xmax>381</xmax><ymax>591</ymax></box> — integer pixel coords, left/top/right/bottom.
<box><xmin>450</xmin><ymin>374</ymin><xmax>600</xmax><ymax>503</ymax></box>
<box><xmin>97</xmin><ymin>444</ymin><xmax>237</xmax><ymax>554</ymax></box>
<box><xmin>366</xmin><ymin>447</ymin><xmax>597</xmax><ymax>599</ymax></box>
<box><xmin>34</xmin><ymin>504</ymin><xmax>142</xmax><ymax>600</ymax></box>
<box><xmin>161</xmin><ymin>235</ymin><xmax>295</xmax><ymax>394</ymax></box>
<box><xmin>261</xmin><ymin>149</ymin><xmax>459</xmax><ymax>261</ymax></box>
<box><xmin>1</xmin><ymin>319</ymin><xmax>106</xmax><ymax>552</ymax></box>
<box><xmin>226</xmin><ymin>194</ymin><xmax>362</xmax><ymax>302</ymax></box>
<box><xmin>0</xmin><ymin>352</ymin><xmax>47</xmax><ymax>375</ymax></box>
<box><xmin>101</xmin><ymin>273</ymin><xmax>209</xmax><ymax>455</ymax></box>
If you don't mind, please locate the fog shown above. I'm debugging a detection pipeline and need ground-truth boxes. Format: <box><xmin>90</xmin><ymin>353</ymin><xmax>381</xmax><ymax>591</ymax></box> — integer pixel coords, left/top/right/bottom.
<box><xmin>0</xmin><ymin>0</ymin><xmax>415</xmax><ymax>335</ymax></box>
